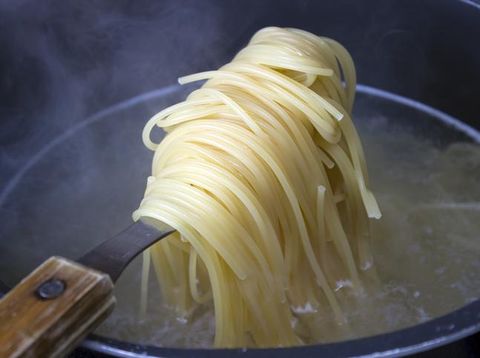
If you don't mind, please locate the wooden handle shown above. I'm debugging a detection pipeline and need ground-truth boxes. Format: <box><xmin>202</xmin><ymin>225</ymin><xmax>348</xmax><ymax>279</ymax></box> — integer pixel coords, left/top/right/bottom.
<box><xmin>0</xmin><ymin>257</ymin><xmax>115</xmax><ymax>358</ymax></box>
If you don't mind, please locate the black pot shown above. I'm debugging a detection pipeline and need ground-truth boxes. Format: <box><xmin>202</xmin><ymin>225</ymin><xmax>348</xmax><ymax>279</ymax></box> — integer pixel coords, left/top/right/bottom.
<box><xmin>0</xmin><ymin>0</ymin><xmax>479</xmax><ymax>357</ymax></box>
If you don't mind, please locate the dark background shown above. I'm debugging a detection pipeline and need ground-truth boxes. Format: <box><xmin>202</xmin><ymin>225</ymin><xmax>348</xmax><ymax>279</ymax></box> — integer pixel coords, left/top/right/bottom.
<box><xmin>1</xmin><ymin>0</ymin><xmax>480</xmax><ymax>192</ymax></box>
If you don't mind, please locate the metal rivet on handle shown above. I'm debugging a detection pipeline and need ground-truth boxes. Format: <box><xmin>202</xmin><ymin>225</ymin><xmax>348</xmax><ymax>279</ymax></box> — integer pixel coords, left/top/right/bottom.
<box><xmin>36</xmin><ymin>278</ymin><xmax>66</xmax><ymax>300</ymax></box>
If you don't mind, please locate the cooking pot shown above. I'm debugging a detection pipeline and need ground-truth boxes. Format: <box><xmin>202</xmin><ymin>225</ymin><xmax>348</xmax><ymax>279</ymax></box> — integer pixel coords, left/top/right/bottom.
<box><xmin>0</xmin><ymin>0</ymin><xmax>479</xmax><ymax>357</ymax></box>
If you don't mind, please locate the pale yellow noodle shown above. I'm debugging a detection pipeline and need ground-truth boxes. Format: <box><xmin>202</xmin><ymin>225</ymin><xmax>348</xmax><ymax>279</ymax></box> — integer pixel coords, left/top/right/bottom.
<box><xmin>133</xmin><ymin>27</ymin><xmax>381</xmax><ymax>347</ymax></box>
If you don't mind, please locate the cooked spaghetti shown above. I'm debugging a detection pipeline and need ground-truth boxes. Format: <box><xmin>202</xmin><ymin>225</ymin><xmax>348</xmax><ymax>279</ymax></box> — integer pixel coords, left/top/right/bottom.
<box><xmin>133</xmin><ymin>27</ymin><xmax>381</xmax><ymax>347</ymax></box>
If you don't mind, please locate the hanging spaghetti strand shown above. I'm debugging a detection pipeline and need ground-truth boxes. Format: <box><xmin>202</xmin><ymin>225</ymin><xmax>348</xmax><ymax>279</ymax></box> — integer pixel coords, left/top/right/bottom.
<box><xmin>133</xmin><ymin>27</ymin><xmax>381</xmax><ymax>348</ymax></box>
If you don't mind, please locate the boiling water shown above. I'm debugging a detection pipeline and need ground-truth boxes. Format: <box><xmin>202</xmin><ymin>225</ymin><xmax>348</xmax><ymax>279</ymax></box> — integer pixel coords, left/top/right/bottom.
<box><xmin>0</xmin><ymin>85</ymin><xmax>479</xmax><ymax>348</ymax></box>
<box><xmin>96</xmin><ymin>87</ymin><xmax>480</xmax><ymax>347</ymax></box>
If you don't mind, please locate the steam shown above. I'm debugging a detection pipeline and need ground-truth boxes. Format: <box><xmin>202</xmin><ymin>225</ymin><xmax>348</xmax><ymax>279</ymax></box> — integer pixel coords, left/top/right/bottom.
<box><xmin>0</xmin><ymin>0</ymin><xmax>243</xmax><ymax>190</ymax></box>
<box><xmin>0</xmin><ymin>0</ymin><xmax>256</xmax><ymax>285</ymax></box>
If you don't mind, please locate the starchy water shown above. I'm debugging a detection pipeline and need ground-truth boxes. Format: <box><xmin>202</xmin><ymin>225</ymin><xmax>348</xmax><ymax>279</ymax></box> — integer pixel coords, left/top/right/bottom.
<box><xmin>0</xmin><ymin>85</ymin><xmax>478</xmax><ymax>348</ymax></box>
<box><xmin>96</xmin><ymin>90</ymin><xmax>480</xmax><ymax>347</ymax></box>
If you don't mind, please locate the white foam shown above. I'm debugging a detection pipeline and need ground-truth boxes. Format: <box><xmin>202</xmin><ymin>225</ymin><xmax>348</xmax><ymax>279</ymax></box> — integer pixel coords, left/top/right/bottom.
<box><xmin>291</xmin><ymin>302</ymin><xmax>317</xmax><ymax>314</ymax></box>
<box><xmin>334</xmin><ymin>279</ymin><xmax>353</xmax><ymax>292</ymax></box>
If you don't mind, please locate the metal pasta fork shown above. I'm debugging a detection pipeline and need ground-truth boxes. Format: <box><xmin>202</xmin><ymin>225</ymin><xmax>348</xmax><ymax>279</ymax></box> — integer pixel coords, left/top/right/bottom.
<box><xmin>0</xmin><ymin>221</ymin><xmax>174</xmax><ymax>358</ymax></box>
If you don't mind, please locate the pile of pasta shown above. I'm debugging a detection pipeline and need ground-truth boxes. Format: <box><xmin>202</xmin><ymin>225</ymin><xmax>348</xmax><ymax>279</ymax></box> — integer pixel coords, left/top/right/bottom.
<box><xmin>133</xmin><ymin>27</ymin><xmax>381</xmax><ymax>347</ymax></box>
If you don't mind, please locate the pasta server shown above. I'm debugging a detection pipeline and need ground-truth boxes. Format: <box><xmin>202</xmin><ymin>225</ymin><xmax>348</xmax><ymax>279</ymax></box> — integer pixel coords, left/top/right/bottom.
<box><xmin>0</xmin><ymin>221</ymin><xmax>174</xmax><ymax>358</ymax></box>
